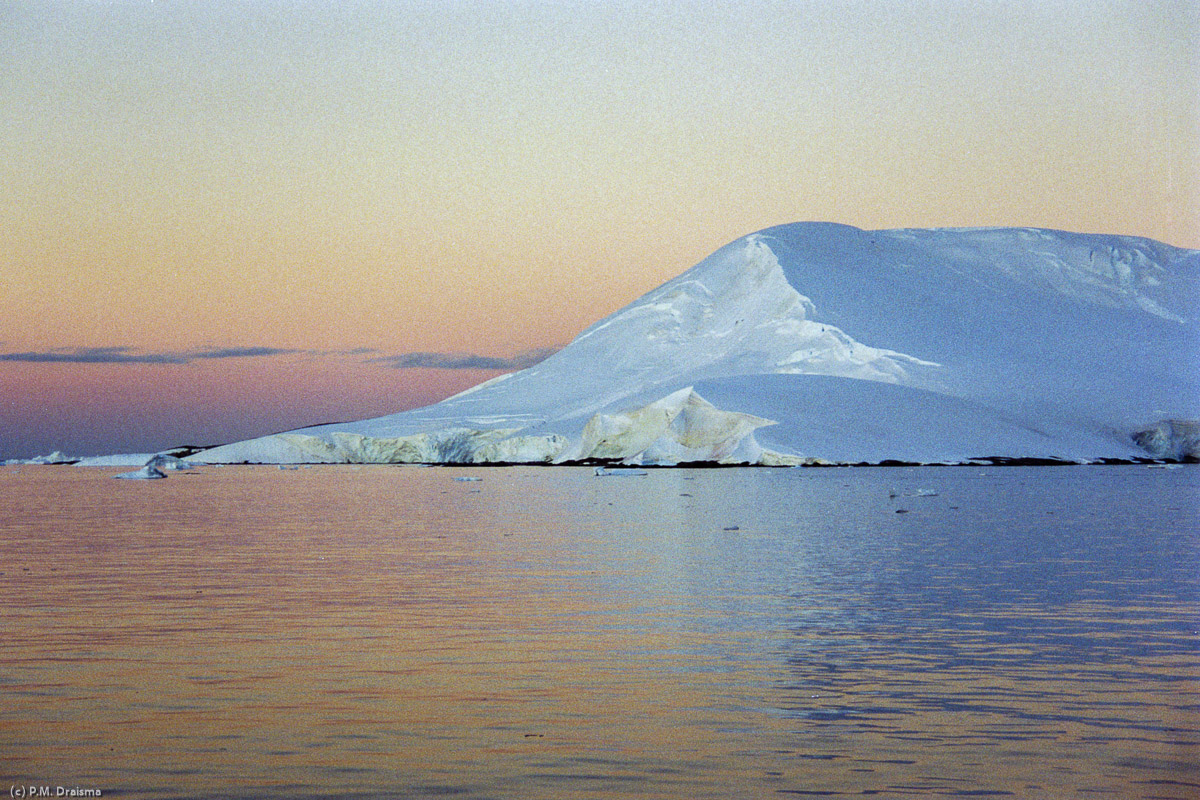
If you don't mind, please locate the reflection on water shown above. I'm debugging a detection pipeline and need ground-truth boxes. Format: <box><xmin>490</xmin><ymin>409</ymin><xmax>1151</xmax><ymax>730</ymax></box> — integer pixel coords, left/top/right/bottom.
<box><xmin>0</xmin><ymin>465</ymin><xmax>1196</xmax><ymax>798</ymax></box>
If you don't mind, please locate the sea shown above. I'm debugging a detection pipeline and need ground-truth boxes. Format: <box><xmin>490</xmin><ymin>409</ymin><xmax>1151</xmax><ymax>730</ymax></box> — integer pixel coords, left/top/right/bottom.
<box><xmin>1</xmin><ymin>464</ymin><xmax>1197</xmax><ymax>799</ymax></box>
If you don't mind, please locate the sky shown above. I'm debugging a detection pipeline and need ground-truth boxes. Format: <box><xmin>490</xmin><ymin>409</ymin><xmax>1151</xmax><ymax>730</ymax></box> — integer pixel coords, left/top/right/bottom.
<box><xmin>1</xmin><ymin>0</ymin><xmax>1197</xmax><ymax>459</ymax></box>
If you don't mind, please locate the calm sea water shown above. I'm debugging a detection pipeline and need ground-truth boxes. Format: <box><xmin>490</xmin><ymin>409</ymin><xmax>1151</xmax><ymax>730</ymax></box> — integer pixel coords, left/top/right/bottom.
<box><xmin>1</xmin><ymin>465</ymin><xmax>1197</xmax><ymax>799</ymax></box>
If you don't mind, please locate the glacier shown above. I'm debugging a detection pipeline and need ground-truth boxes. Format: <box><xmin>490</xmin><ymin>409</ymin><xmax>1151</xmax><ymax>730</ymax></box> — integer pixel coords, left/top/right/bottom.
<box><xmin>190</xmin><ymin>223</ymin><xmax>1199</xmax><ymax>466</ymax></box>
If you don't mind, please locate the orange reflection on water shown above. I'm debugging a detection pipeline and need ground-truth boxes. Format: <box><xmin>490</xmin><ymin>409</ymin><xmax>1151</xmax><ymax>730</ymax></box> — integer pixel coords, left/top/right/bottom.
<box><xmin>1</xmin><ymin>465</ymin><xmax>1197</xmax><ymax>798</ymax></box>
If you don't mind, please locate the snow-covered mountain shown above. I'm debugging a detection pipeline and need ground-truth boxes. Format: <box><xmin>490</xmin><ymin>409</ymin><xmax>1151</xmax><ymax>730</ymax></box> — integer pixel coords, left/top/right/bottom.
<box><xmin>193</xmin><ymin>223</ymin><xmax>1200</xmax><ymax>465</ymax></box>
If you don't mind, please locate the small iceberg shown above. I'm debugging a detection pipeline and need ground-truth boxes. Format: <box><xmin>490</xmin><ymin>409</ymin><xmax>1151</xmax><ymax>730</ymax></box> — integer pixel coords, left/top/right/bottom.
<box><xmin>453</xmin><ymin>476</ymin><xmax>482</xmax><ymax>482</ymax></box>
<box><xmin>147</xmin><ymin>454</ymin><xmax>194</xmax><ymax>471</ymax></box>
<box><xmin>594</xmin><ymin>466</ymin><xmax>649</xmax><ymax>477</ymax></box>
<box><xmin>114</xmin><ymin>465</ymin><xmax>167</xmax><ymax>480</ymax></box>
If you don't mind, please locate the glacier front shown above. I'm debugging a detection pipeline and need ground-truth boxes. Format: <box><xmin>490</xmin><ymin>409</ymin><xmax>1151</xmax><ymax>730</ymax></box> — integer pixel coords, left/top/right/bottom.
<box><xmin>191</xmin><ymin>223</ymin><xmax>1200</xmax><ymax>466</ymax></box>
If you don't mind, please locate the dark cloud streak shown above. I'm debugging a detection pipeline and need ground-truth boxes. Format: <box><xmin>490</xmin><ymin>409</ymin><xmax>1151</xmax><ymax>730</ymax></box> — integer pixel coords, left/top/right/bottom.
<box><xmin>190</xmin><ymin>346</ymin><xmax>300</xmax><ymax>360</ymax></box>
<box><xmin>0</xmin><ymin>345</ymin><xmax>560</xmax><ymax>370</ymax></box>
<box><xmin>0</xmin><ymin>346</ymin><xmax>298</xmax><ymax>365</ymax></box>
<box><xmin>0</xmin><ymin>347</ymin><xmax>188</xmax><ymax>364</ymax></box>
<box><xmin>368</xmin><ymin>347</ymin><xmax>560</xmax><ymax>371</ymax></box>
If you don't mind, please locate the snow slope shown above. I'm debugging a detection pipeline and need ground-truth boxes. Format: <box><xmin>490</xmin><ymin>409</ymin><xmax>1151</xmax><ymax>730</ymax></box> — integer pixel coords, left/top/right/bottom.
<box><xmin>192</xmin><ymin>223</ymin><xmax>1200</xmax><ymax>465</ymax></box>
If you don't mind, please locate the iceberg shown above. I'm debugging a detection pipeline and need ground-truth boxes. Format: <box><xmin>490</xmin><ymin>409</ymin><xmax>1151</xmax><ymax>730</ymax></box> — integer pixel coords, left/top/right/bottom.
<box><xmin>594</xmin><ymin>467</ymin><xmax>649</xmax><ymax>477</ymax></box>
<box><xmin>189</xmin><ymin>224</ymin><xmax>1199</xmax><ymax>466</ymax></box>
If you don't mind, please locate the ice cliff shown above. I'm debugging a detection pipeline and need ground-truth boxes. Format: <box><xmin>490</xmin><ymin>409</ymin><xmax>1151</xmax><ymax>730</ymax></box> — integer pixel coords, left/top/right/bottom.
<box><xmin>191</xmin><ymin>223</ymin><xmax>1200</xmax><ymax>465</ymax></box>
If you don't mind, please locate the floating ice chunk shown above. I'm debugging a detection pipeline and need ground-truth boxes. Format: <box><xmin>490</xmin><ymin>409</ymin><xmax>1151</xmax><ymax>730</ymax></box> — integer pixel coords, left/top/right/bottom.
<box><xmin>594</xmin><ymin>466</ymin><xmax>648</xmax><ymax>476</ymax></box>
<box><xmin>453</xmin><ymin>476</ymin><xmax>482</xmax><ymax>482</ymax></box>
<box><xmin>763</xmin><ymin>451</ymin><xmax>824</xmax><ymax>467</ymax></box>
<box><xmin>115</xmin><ymin>465</ymin><xmax>167</xmax><ymax>480</ymax></box>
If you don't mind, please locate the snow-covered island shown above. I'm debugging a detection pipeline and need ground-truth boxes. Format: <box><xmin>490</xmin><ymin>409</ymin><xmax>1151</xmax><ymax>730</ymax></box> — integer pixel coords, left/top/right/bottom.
<box><xmin>189</xmin><ymin>223</ymin><xmax>1198</xmax><ymax>467</ymax></box>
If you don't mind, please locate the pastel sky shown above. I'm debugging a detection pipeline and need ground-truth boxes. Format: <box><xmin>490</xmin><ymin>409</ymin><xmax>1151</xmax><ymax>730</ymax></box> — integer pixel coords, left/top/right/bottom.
<box><xmin>2</xmin><ymin>0</ymin><xmax>1197</xmax><ymax>458</ymax></box>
